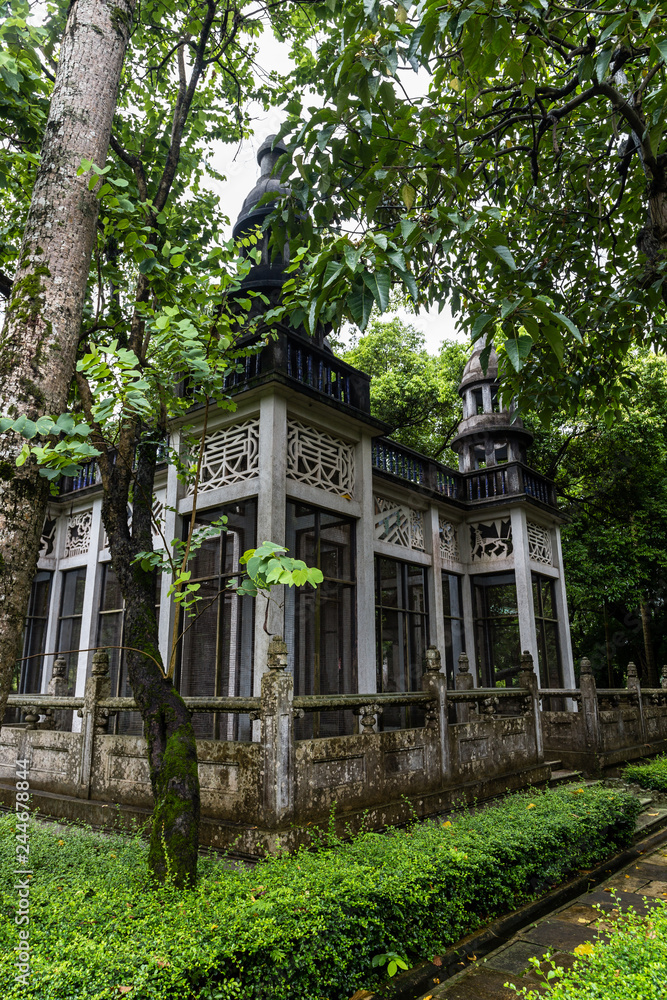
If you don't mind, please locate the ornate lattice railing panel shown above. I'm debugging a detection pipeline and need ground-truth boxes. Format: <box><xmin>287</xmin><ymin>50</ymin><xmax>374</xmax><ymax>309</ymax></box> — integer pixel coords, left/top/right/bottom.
<box><xmin>286</xmin><ymin>420</ymin><xmax>355</xmax><ymax>497</ymax></box>
<box><xmin>527</xmin><ymin>521</ymin><xmax>552</xmax><ymax>564</ymax></box>
<box><xmin>195</xmin><ymin>419</ymin><xmax>260</xmax><ymax>494</ymax></box>
<box><xmin>374</xmin><ymin>495</ymin><xmax>425</xmax><ymax>551</ymax></box>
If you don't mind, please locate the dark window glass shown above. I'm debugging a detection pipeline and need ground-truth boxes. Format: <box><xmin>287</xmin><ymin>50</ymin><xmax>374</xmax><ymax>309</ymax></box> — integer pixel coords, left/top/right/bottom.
<box><xmin>285</xmin><ymin>502</ymin><xmax>356</xmax><ymax>738</ymax></box>
<box><xmin>18</xmin><ymin>571</ymin><xmax>52</xmax><ymax>694</ymax></box>
<box><xmin>474</xmin><ymin>447</ymin><xmax>486</xmax><ymax>469</ymax></box>
<box><xmin>473</xmin><ymin>572</ymin><xmax>521</xmax><ymax>687</ymax></box>
<box><xmin>57</xmin><ymin>567</ymin><xmax>87</xmax><ymax>694</ymax></box>
<box><xmin>177</xmin><ymin>500</ymin><xmax>256</xmax><ymax>740</ymax></box>
<box><xmin>442</xmin><ymin>571</ymin><xmax>465</xmax><ymax>687</ymax></box>
<box><xmin>95</xmin><ymin>564</ymin><xmax>160</xmax><ymax>736</ymax></box>
<box><xmin>4</xmin><ymin>572</ymin><xmax>54</xmax><ymax>726</ymax></box>
<box><xmin>473</xmin><ymin>388</ymin><xmax>484</xmax><ymax>415</ymax></box>
<box><xmin>532</xmin><ymin>573</ymin><xmax>562</xmax><ymax>688</ymax></box>
<box><xmin>375</xmin><ymin>557</ymin><xmax>429</xmax><ymax>729</ymax></box>
<box><xmin>490</xmin><ymin>387</ymin><xmax>500</xmax><ymax>412</ymax></box>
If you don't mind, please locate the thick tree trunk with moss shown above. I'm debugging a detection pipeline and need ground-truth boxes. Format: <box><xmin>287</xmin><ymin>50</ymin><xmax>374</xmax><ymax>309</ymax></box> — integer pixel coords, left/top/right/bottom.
<box><xmin>103</xmin><ymin>435</ymin><xmax>200</xmax><ymax>887</ymax></box>
<box><xmin>0</xmin><ymin>0</ymin><xmax>135</xmax><ymax>724</ymax></box>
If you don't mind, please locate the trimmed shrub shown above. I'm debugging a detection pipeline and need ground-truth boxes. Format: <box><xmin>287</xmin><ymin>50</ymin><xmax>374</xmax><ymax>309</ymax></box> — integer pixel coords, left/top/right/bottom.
<box><xmin>509</xmin><ymin>899</ymin><xmax>667</xmax><ymax>999</ymax></box>
<box><xmin>624</xmin><ymin>754</ymin><xmax>667</xmax><ymax>792</ymax></box>
<box><xmin>0</xmin><ymin>785</ymin><xmax>641</xmax><ymax>1000</ymax></box>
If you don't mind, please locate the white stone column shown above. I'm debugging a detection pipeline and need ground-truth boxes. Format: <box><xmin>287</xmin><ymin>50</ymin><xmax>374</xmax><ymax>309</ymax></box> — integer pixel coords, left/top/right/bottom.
<box><xmin>460</xmin><ymin>568</ymin><xmax>478</xmax><ymax>685</ymax></box>
<box><xmin>159</xmin><ymin>430</ymin><xmax>182</xmax><ymax>671</ymax></box>
<box><xmin>552</xmin><ymin>525</ymin><xmax>576</xmax><ymax>688</ymax></box>
<box><xmin>72</xmin><ymin>500</ymin><xmax>104</xmax><ymax>728</ymax></box>
<box><xmin>40</xmin><ymin>516</ymin><xmax>67</xmax><ymax>693</ymax></box>
<box><xmin>253</xmin><ymin>393</ymin><xmax>287</xmax><ymax>694</ymax></box>
<box><xmin>427</xmin><ymin>506</ymin><xmax>446</xmax><ymax>677</ymax></box>
<box><xmin>510</xmin><ymin>506</ymin><xmax>539</xmax><ymax>677</ymax></box>
<box><xmin>356</xmin><ymin>435</ymin><xmax>377</xmax><ymax>693</ymax></box>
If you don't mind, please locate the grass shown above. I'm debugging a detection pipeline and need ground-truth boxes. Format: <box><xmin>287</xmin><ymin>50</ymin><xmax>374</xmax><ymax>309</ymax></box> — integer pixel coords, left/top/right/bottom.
<box><xmin>509</xmin><ymin>899</ymin><xmax>667</xmax><ymax>999</ymax></box>
<box><xmin>0</xmin><ymin>784</ymin><xmax>642</xmax><ymax>1000</ymax></box>
<box><xmin>623</xmin><ymin>754</ymin><xmax>667</xmax><ymax>793</ymax></box>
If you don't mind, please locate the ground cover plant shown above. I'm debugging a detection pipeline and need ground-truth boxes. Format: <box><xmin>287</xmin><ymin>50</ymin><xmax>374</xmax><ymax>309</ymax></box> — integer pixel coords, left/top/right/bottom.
<box><xmin>509</xmin><ymin>899</ymin><xmax>667</xmax><ymax>1000</ymax></box>
<box><xmin>624</xmin><ymin>755</ymin><xmax>667</xmax><ymax>793</ymax></box>
<box><xmin>0</xmin><ymin>785</ymin><xmax>641</xmax><ymax>1000</ymax></box>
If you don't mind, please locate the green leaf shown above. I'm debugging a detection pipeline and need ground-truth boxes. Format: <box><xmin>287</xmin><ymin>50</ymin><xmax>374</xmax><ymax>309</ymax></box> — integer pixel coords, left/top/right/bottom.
<box><xmin>655</xmin><ymin>38</ymin><xmax>667</xmax><ymax>63</ymax></box>
<box><xmin>595</xmin><ymin>47</ymin><xmax>612</xmax><ymax>83</ymax></box>
<box><xmin>552</xmin><ymin>312</ymin><xmax>583</xmax><ymax>343</ymax></box>
<box><xmin>138</xmin><ymin>257</ymin><xmax>157</xmax><ymax>274</ymax></box>
<box><xmin>361</xmin><ymin>268</ymin><xmax>391</xmax><ymax>312</ymax></box>
<box><xmin>348</xmin><ymin>282</ymin><xmax>374</xmax><ymax>330</ymax></box>
<box><xmin>504</xmin><ymin>334</ymin><xmax>533</xmax><ymax>371</ymax></box>
<box><xmin>493</xmin><ymin>245</ymin><xmax>517</xmax><ymax>271</ymax></box>
<box><xmin>401</xmin><ymin>183</ymin><xmax>416</xmax><ymax>210</ymax></box>
<box><xmin>471</xmin><ymin>313</ymin><xmax>494</xmax><ymax>339</ymax></box>
<box><xmin>542</xmin><ymin>325</ymin><xmax>565</xmax><ymax>363</ymax></box>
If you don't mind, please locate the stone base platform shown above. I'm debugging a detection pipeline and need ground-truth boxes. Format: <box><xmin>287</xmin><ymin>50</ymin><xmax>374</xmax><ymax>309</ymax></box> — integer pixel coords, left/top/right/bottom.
<box><xmin>0</xmin><ymin>760</ymin><xmax>552</xmax><ymax>857</ymax></box>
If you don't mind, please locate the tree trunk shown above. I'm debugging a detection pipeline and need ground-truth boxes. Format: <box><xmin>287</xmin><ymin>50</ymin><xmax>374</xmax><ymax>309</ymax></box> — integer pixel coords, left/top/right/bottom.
<box><xmin>103</xmin><ymin>434</ymin><xmax>200</xmax><ymax>887</ymax></box>
<box><xmin>0</xmin><ymin>0</ymin><xmax>135</xmax><ymax>723</ymax></box>
<box><xmin>637</xmin><ymin>154</ymin><xmax>667</xmax><ymax>304</ymax></box>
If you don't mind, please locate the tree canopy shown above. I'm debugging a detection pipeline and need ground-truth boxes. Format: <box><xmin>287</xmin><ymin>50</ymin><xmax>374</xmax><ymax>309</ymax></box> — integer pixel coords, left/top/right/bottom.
<box><xmin>274</xmin><ymin>0</ymin><xmax>667</xmax><ymax>421</ymax></box>
<box><xmin>528</xmin><ymin>349</ymin><xmax>667</xmax><ymax>684</ymax></box>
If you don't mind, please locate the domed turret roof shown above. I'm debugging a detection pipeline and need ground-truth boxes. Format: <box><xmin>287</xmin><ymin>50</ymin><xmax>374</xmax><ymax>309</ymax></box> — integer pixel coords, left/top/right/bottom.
<box><xmin>459</xmin><ymin>335</ymin><xmax>499</xmax><ymax>393</ymax></box>
<box><xmin>232</xmin><ymin>135</ymin><xmax>289</xmax><ymax>237</ymax></box>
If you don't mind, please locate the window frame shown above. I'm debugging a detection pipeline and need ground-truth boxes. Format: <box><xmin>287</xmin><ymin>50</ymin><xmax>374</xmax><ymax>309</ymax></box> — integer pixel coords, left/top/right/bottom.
<box><xmin>472</xmin><ymin>571</ymin><xmax>521</xmax><ymax>688</ymax></box>
<box><xmin>56</xmin><ymin>567</ymin><xmax>87</xmax><ymax>694</ymax></box>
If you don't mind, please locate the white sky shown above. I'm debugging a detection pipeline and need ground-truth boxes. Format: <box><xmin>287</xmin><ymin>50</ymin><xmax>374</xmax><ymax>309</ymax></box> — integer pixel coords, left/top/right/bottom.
<box><xmin>203</xmin><ymin>28</ymin><xmax>463</xmax><ymax>355</ymax></box>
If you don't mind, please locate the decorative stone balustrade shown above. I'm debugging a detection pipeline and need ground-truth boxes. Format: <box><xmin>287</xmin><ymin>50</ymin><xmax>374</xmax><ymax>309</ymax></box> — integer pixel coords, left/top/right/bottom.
<box><xmin>4</xmin><ymin>645</ymin><xmax>667</xmax><ymax>853</ymax></box>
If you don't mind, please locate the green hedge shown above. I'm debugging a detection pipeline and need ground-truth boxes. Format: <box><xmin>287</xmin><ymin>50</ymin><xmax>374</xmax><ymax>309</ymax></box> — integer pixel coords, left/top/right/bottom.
<box><xmin>0</xmin><ymin>785</ymin><xmax>641</xmax><ymax>1000</ymax></box>
<box><xmin>510</xmin><ymin>900</ymin><xmax>667</xmax><ymax>1000</ymax></box>
<box><xmin>624</xmin><ymin>754</ymin><xmax>667</xmax><ymax>792</ymax></box>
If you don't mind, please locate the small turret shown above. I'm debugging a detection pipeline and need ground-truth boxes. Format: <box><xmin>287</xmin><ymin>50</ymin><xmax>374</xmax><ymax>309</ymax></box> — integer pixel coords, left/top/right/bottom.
<box><xmin>451</xmin><ymin>336</ymin><xmax>533</xmax><ymax>473</ymax></box>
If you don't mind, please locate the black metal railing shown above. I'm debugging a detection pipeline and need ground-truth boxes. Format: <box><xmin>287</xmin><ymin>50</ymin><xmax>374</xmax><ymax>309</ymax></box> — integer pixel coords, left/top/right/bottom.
<box><xmin>371</xmin><ymin>440</ymin><xmax>557</xmax><ymax>509</ymax></box>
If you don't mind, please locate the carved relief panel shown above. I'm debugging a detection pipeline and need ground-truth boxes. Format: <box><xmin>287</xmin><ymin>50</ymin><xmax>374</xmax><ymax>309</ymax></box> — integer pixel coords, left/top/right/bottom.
<box><xmin>64</xmin><ymin>510</ymin><xmax>93</xmax><ymax>559</ymax></box>
<box><xmin>470</xmin><ymin>518</ymin><xmax>513</xmax><ymax>561</ymax></box>
<box><xmin>439</xmin><ymin>517</ymin><xmax>460</xmax><ymax>560</ymax></box>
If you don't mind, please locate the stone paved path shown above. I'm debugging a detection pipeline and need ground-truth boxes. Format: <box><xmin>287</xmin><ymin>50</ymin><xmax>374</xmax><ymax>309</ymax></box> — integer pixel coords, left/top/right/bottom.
<box><xmin>415</xmin><ymin>840</ymin><xmax>667</xmax><ymax>999</ymax></box>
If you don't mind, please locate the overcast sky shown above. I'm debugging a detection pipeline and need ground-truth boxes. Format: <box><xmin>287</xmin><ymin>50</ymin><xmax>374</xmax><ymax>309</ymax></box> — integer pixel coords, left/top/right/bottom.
<box><xmin>203</xmin><ymin>29</ymin><xmax>463</xmax><ymax>354</ymax></box>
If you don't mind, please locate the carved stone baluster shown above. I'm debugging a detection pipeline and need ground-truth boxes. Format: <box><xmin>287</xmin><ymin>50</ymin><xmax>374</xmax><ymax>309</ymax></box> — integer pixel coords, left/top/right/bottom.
<box><xmin>626</xmin><ymin>661</ymin><xmax>645</xmax><ymax>741</ymax></box>
<box><xmin>261</xmin><ymin>635</ymin><xmax>294</xmax><ymax>828</ymax></box>
<box><xmin>77</xmin><ymin>648</ymin><xmax>111</xmax><ymax>800</ymax></box>
<box><xmin>358</xmin><ymin>704</ymin><xmax>380</xmax><ymax>734</ymax></box>
<box><xmin>518</xmin><ymin>650</ymin><xmax>544</xmax><ymax>763</ymax></box>
<box><xmin>579</xmin><ymin>656</ymin><xmax>601</xmax><ymax>756</ymax></box>
<box><xmin>48</xmin><ymin>655</ymin><xmax>70</xmax><ymax>731</ymax></box>
<box><xmin>23</xmin><ymin>707</ymin><xmax>40</xmax><ymax>731</ymax></box>
<box><xmin>421</xmin><ymin>644</ymin><xmax>450</xmax><ymax>783</ymax></box>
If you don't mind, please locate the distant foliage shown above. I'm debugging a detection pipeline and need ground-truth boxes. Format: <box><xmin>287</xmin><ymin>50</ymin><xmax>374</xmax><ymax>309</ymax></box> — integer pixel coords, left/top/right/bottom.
<box><xmin>339</xmin><ymin>315</ymin><xmax>467</xmax><ymax>465</ymax></box>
